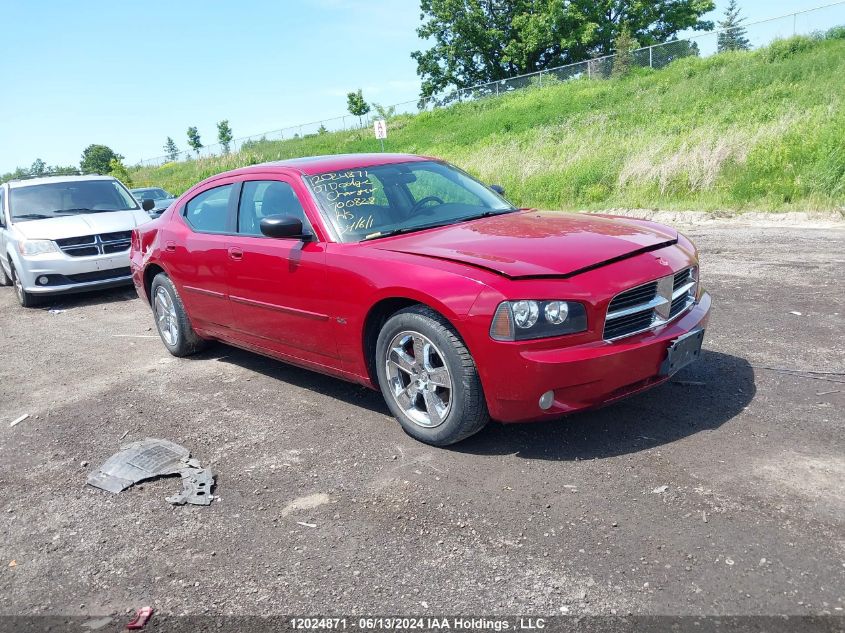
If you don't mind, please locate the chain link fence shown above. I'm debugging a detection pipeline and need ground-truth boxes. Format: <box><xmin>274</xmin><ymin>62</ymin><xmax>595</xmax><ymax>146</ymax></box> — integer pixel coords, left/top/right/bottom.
<box><xmin>136</xmin><ymin>1</ymin><xmax>845</xmax><ymax>168</ymax></box>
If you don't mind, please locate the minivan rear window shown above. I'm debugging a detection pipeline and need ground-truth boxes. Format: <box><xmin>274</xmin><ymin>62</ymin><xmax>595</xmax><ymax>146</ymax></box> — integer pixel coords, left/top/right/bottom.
<box><xmin>10</xmin><ymin>180</ymin><xmax>139</xmax><ymax>222</ymax></box>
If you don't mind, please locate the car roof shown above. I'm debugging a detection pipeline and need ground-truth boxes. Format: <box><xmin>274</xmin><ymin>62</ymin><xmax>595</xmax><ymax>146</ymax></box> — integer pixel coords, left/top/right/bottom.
<box><xmin>6</xmin><ymin>174</ymin><xmax>117</xmax><ymax>189</ymax></box>
<box><xmin>226</xmin><ymin>153</ymin><xmax>436</xmax><ymax>178</ymax></box>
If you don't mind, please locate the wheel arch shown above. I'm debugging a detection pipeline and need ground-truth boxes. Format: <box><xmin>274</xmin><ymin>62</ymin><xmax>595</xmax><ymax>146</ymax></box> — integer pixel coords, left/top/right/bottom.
<box><xmin>143</xmin><ymin>262</ymin><xmax>168</xmax><ymax>305</ymax></box>
<box><xmin>2</xmin><ymin>250</ymin><xmax>12</xmax><ymax>278</ymax></box>
<box><xmin>361</xmin><ymin>293</ymin><xmax>475</xmax><ymax>388</ymax></box>
<box><xmin>5</xmin><ymin>246</ymin><xmax>22</xmax><ymax>274</ymax></box>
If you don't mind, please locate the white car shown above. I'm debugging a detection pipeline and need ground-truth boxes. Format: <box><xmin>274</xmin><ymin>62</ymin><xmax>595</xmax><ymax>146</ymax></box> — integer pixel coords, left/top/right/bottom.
<box><xmin>0</xmin><ymin>175</ymin><xmax>154</xmax><ymax>307</ymax></box>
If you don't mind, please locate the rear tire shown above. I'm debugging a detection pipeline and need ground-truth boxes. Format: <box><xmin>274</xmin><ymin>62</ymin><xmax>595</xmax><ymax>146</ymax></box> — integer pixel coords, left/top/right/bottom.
<box><xmin>9</xmin><ymin>264</ymin><xmax>39</xmax><ymax>308</ymax></box>
<box><xmin>376</xmin><ymin>305</ymin><xmax>489</xmax><ymax>446</ymax></box>
<box><xmin>150</xmin><ymin>273</ymin><xmax>207</xmax><ymax>357</ymax></box>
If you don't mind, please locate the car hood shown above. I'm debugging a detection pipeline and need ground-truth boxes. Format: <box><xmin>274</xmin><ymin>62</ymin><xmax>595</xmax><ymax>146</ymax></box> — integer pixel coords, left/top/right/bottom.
<box><xmin>13</xmin><ymin>209</ymin><xmax>151</xmax><ymax>240</ymax></box>
<box><xmin>372</xmin><ymin>210</ymin><xmax>678</xmax><ymax>279</ymax></box>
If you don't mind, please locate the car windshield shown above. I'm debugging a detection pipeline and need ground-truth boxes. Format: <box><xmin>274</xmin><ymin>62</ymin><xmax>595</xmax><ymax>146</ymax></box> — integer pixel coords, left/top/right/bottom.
<box><xmin>10</xmin><ymin>180</ymin><xmax>139</xmax><ymax>221</ymax></box>
<box><xmin>305</xmin><ymin>160</ymin><xmax>515</xmax><ymax>242</ymax></box>
<box><xmin>132</xmin><ymin>188</ymin><xmax>171</xmax><ymax>201</ymax></box>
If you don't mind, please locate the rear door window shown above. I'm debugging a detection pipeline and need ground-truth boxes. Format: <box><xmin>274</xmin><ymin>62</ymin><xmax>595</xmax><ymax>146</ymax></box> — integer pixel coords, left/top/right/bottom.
<box><xmin>184</xmin><ymin>185</ymin><xmax>234</xmax><ymax>233</ymax></box>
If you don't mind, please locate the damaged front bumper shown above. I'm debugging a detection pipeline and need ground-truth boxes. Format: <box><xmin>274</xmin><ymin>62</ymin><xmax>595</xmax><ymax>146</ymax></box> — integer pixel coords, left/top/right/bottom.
<box><xmin>483</xmin><ymin>292</ymin><xmax>712</xmax><ymax>423</ymax></box>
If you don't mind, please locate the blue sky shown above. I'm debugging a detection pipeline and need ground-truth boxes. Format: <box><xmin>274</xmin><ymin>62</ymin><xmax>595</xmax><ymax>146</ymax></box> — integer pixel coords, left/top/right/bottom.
<box><xmin>0</xmin><ymin>0</ymin><xmax>833</xmax><ymax>172</ymax></box>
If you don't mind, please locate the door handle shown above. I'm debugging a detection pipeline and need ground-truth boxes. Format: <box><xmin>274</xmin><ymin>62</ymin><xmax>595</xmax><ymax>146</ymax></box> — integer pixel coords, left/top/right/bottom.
<box><xmin>228</xmin><ymin>247</ymin><xmax>243</xmax><ymax>261</ymax></box>
<box><xmin>165</xmin><ymin>241</ymin><xmax>176</xmax><ymax>253</ymax></box>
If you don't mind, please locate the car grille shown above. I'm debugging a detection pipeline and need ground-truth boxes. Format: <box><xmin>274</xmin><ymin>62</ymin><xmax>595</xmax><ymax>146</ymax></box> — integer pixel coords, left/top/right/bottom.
<box><xmin>669</xmin><ymin>267</ymin><xmax>697</xmax><ymax>318</ymax></box>
<box><xmin>603</xmin><ymin>267</ymin><xmax>697</xmax><ymax>341</ymax></box>
<box><xmin>55</xmin><ymin>231</ymin><xmax>132</xmax><ymax>257</ymax></box>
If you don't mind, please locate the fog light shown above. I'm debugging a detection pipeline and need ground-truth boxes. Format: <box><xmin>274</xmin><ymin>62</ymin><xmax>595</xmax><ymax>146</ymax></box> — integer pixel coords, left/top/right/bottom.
<box><xmin>539</xmin><ymin>390</ymin><xmax>554</xmax><ymax>410</ymax></box>
<box><xmin>37</xmin><ymin>276</ymin><xmax>49</xmax><ymax>285</ymax></box>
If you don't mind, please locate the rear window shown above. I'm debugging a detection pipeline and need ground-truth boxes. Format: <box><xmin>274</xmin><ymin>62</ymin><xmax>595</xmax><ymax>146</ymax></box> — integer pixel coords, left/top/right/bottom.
<box><xmin>10</xmin><ymin>180</ymin><xmax>139</xmax><ymax>222</ymax></box>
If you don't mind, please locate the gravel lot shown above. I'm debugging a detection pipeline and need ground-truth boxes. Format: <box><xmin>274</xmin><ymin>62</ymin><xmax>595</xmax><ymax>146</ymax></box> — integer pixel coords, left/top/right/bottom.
<box><xmin>0</xmin><ymin>221</ymin><xmax>843</xmax><ymax>623</ymax></box>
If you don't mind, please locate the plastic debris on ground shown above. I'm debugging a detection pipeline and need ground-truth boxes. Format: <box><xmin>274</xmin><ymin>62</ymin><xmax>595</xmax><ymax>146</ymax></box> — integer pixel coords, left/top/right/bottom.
<box><xmin>86</xmin><ymin>438</ymin><xmax>214</xmax><ymax>506</ymax></box>
<box><xmin>125</xmin><ymin>606</ymin><xmax>153</xmax><ymax>630</ymax></box>
<box><xmin>165</xmin><ymin>466</ymin><xmax>214</xmax><ymax>505</ymax></box>
<box><xmin>10</xmin><ymin>414</ymin><xmax>29</xmax><ymax>427</ymax></box>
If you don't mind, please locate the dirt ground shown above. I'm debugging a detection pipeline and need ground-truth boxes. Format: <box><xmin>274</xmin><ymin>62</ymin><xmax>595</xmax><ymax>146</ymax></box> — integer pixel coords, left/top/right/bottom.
<box><xmin>0</xmin><ymin>221</ymin><xmax>842</xmax><ymax>623</ymax></box>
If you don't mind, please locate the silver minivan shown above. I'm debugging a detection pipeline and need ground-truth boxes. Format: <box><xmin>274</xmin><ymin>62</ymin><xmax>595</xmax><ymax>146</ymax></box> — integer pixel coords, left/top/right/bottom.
<box><xmin>0</xmin><ymin>175</ymin><xmax>154</xmax><ymax>307</ymax></box>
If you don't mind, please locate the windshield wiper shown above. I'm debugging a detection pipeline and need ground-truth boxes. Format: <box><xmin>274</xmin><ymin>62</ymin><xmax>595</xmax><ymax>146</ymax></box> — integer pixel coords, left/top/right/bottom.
<box><xmin>361</xmin><ymin>222</ymin><xmax>451</xmax><ymax>241</ymax></box>
<box><xmin>458</xmin><ymin>209</ymin><xmax>517</xmax><ymax>223</ymax></box>
<box><xmin>51</xmin><ymin>208</ymin><xmax>131</xmax><ymax>215</ymax></box>
<box><xmin>48</xmin><ymin>208</ymin><xmax>95</xmax><ymax>214</ymax></box>
<box><xmin>53</xmin><ymin>207</ymin><xmax>107</xmax><ymax>213</ymax></box>
<box><xmin>13</xmin><ymin>213</ymin><xmax>51</xmax><ymax>220</ymax></box>
<box><xmin>361</xmin><ymin>210</ymin><xmax>517</xmax><ymax>241</ymax></box>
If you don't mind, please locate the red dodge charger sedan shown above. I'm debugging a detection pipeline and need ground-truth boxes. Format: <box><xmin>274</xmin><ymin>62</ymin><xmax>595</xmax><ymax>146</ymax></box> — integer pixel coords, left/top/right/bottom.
<box><xmin>130</xmin><ymin>153</ymin><xmax>710</xmax><ymax>445</ymax></box>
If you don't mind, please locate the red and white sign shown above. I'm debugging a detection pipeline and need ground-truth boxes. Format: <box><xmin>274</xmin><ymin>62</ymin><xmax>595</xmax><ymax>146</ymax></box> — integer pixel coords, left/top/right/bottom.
<box><xmin>373</xmin><ymin>119</ymin><xmax>388</xmax><ymax>140</ymax></box>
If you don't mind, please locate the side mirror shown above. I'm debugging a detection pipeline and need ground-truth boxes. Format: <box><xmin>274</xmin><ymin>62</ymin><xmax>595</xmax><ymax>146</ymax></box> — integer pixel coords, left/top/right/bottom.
<box><xmin>260</xmin><ymin>215</ymin><xmax>309</xmax><ymax>240</ymax></box>
<box><xmin>142</xmin><ymin>199</ymin><xmax>155</xmax><ymax>212</ymax></box>
<box><xmin>490</xmin><ymin>184</ymin><xmax>505</xmax><ymax>196</ymax></box>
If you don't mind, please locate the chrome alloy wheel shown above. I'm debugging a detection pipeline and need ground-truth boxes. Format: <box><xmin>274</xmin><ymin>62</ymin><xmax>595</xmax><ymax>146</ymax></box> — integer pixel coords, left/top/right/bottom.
<box><xmin>385</xmin><ymin>331</ymin><xmax>453</xmax><ymax>428</ymax></box>
<box><xmin>154</xmin><ymin>286</ymin><xmax>179</xmax><ymax>346</ymax></box>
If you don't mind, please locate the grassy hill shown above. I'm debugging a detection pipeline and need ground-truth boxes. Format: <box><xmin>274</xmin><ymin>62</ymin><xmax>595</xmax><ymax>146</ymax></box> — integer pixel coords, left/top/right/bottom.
<box><xmin>131</xmin><ymin>33</ymin><xmax>845</xmax><ymax>213</ymax></box>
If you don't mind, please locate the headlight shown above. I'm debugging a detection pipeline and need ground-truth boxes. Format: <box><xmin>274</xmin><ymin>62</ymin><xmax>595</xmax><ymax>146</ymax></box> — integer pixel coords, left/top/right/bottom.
<box><xmin>19</xmin><ymin>240</ymin><xmax>59</xmax><ymax>256</ymax></box>
<box><xmin>490</xmin><ymin>300</ymin><xmax>587</xmax><ymax>341</ymax></box>
<box><xmin>544</xmin><ymin>301</ymin><xmax>569</xmax><ymax>324</ymax></box>
<box><xmin>512</xmin><ymin>300</ymin><xmax>539</xmax><ymax>329</ymax></box>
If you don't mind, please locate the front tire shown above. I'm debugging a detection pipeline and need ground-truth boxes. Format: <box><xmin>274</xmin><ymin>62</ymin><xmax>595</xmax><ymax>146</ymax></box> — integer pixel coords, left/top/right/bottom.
<box><xmin>376</xmin><ymin>305</ymin><xmax>489</xmax><ymax>446</ymax></box>
<box><xmin>150</xmin><ymin>273</ymin><xmax>207</xmax><ymax>357</ymax></box>
<box><xmin>9</xmin><ymin>264</ymin><xmax>39</xmax><ymax>308</ymax></box>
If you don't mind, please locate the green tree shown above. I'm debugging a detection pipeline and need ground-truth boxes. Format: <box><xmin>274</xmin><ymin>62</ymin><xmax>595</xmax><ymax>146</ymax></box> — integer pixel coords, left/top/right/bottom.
<box><xmin>108</xmin><ymin>158</ymin><xmax>133</xmax><ymax>187</ymax></box>
<box><xmin>411</xmin><ymin>0</ymin><xmax>714</xmax><ymax>98</ymax></box>
<box><xmin>49</xmin><ymin>165</ymin><xmax>79</xmax><ymax>176</ymax></box>
<box><xmin>163</xmin><ymin>137</ymin><xmax>180</xmax><ymax>162</ymax></box>
<box><xmin>1</xmin><ymin>167</ymin><xmax>30</xmax><ymax>182</ymax></box>
<box><xmin>371</xmin><ymin>103</ymin><xmax>397</xmax><ymax>121</ymax></box>
<box><xmin>186</xmin><ymin>126</ymin><xmax>203</xmax><ymax>156</ymax></box>
<box><xmin>346</xmin><ymin>89</ymin><xmax>371</xmax><ymax>127</ymax></box>
<box><xmin>717</xmin><ymin>0</ymin><xmax>750</xmax><ymax>52</ymax></box>
<box><xmin>30</xmin><ymin>158</ymin><xmax>46</xmax><ymax>177</ymax></box>
<box><xmin>611</xmin><ymin>27</ymin><xmax>638</xmax><ymax>77</ymax></box>
<box><xmin>80</xmin><ymin>144</ymin><xmax>122</xmax><ymax>174</ymax></box>
<box><xmin>217</xmin><ymin>120</ymin><xmax>234</xmax><ymax>154</ymax></box>
<box><xmin>317</xmin><ymin>124</ymin><xmax>328</xmax><ymax>135</ymax></box>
